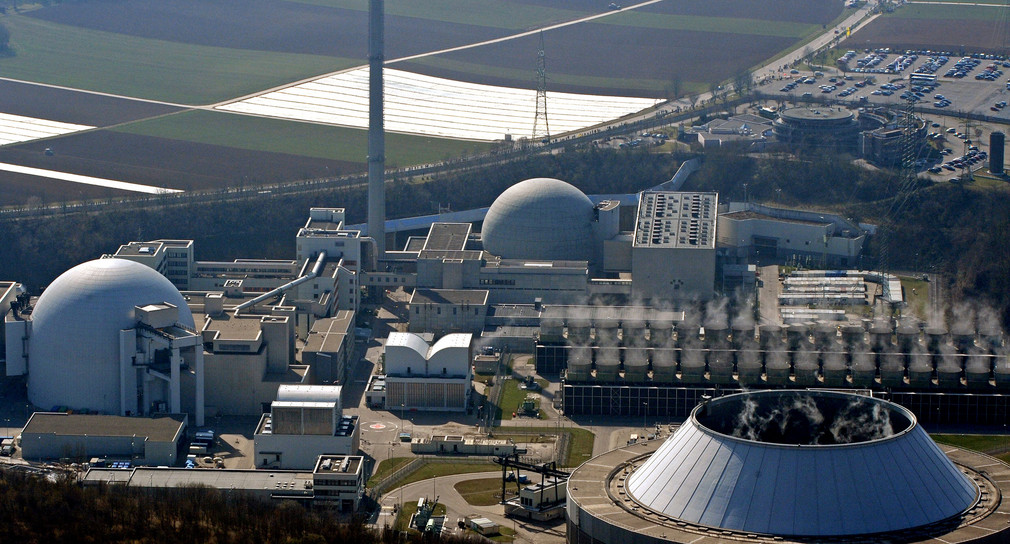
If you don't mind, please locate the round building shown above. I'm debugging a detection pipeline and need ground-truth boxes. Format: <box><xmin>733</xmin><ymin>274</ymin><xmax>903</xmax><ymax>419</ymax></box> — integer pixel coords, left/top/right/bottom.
<box><xmin>773</xmin><ymin>106</ymin><xmax>860</xmax><ymax>148</ymax></box>
<box><xmin>567</xmin><ymin>390</ymin><xmax>1010</xmax><ymax>543</ymax></box>
<box><xmin>481</xmin><ymin>177</ymin><xmax>596</xmax><ymax>262</ymax></box>
<box><xmin>27</xmin><ymin>258</ymin><xmax>194</xmax><ymax>414</ymax></box>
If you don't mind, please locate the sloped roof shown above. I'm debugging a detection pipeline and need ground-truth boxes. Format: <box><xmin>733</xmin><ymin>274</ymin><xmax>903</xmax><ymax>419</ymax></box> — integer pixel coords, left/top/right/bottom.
<box><xmin>626</xmin><ymin>390</ymin><xmax>978</xmax><ymax>537</ymax></box>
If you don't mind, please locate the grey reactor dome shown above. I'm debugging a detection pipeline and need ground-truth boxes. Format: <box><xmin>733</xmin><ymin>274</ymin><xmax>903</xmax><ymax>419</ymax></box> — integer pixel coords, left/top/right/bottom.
<box><xmin>28</xmin><ymin>258</ymin><xmax>194</xmax><ymax>414</ymax></box>
<box><xmin>481</xmin><ymin>177</ymin><xmax>595</xmax><ymax>262</ymax></box>
<box><xmin>626</xmin><ymin>390</ymin><xmax>977</xmax><ymax>537</ymax></box>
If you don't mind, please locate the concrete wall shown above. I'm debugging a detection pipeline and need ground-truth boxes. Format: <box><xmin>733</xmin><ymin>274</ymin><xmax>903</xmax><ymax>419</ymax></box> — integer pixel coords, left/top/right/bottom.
<box><xmin>632</xmin><ymin>246</ymin><xmax>715</xmax><ymax>302</ymax></box>
<box><xmin>21</xmin><ymin>433</ymin><xmax>178</xmax><ymax>466</ymax></box>
<box><xmin>254</xmin><ymin>430</ymin><xmax>359</xmax><ymax>470</ymax></box>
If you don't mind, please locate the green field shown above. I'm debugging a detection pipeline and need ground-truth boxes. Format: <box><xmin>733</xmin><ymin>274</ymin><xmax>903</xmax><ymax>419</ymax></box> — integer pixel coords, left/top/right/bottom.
<box><xmin>367</xmin><ymin>456</ymin><xmax>413</xmax><ymax>488</ymax></box>
<box><xmin>113</xmin><ymin>109</ymin><xmax>491</xmax><ymax>164</ymax></box>
<box><xmin>932</xmin><ymin>434</ymin><xmax>1010</xmax><ymax>464</ymax></box>
<box><xmin>290</xmin><ymin>0</ymin><xmax>589</xmax><ymax>30</ymax></box>
<box><xmin>0</xmin><ymin>15</ymin><xmax>356</xmax><ymax>104</ymax></box>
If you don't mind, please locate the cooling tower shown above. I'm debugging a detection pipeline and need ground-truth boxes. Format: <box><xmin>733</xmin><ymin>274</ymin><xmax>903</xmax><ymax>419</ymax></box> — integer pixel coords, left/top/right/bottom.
<box><xmin>879</xmin><ymin>351</ymin><xmax>906</xmax><ymax>387</ymax></box>
<box><xmin>965</xmin><ymin>351</ymin><xmax>992</xmax><ymax>388</ymax></box>
<box><xmin>623</xmin><ymin>347</ymin><xmax>650</xmax><ymax>382</ymax></box>
<box><xmin>850</xmin><ymin>351</ymin><xmax>876</xmax><ymax>387</ymax></box>
<box><xmin>595</xmin><ymin>347</ymin><xmax>621</xmax><ymax>382</ymax></box>
<box><xmin>651</xmin><ymin>348</ymin><xmax>677</xmax><ymax>383</ymax></box>
<box><xmin>821</xmin><ymin>349</ymin><xmax>848</xmax><ymax>386</ymax></box>
<box><xmin>936</xmin><ymin>345</ymin><xmax>963</xmax><ymax>387</ymax></box>
<box><xmin>707</xmin><ymin>349</ymin><xmax>734</xmax><ymax>384</ymax></box>
<box><xmin>907</xmin><ymin>349</ymin><xmax>934</xmax><ymax>387</ymax></box>
<box><xmin>566</xmin><ymin>346</ymin><xmax>592</xmax><ymax>381</ymax></box>
<box><xmin>648</xmin><ymin>321</ymin><xmax>674</xmax><ymax>347</ymax></box>
<box><xmin>758</xmin><ymin>324</ymin><xmax>782</xmax><ymax>350</ymax></box>
<box><xmin>621</xmin><ymin>318</ymin><xmax>647</xmax><ymax>346</ymax></box>
<box><xmin>765</xmin><ymin>349</ymin><xmax>790</xmax><ymax>385</ymax></box>
<box><xmin>539</xmin><ymin>317</ymin><xmax>564</xmax><ymax>343</ymax></box>
<box><xmin>567</xmin><ymin>319</ymin><xmax>592</xmax><ymax>344</ymax></box>
<box><xmin>736</xmin><ymin>348</ymin><xmax>763</xmax><ymax>385</ymax></box>
<box><xmin>595</xmin><ymin>321</ymin><xmax>619</xmax><ymax>346</ymax></box>
<box><xmin>679</xmin><ymin>348</ymin><xmax>705</xmax><ymax>383</ymax></box>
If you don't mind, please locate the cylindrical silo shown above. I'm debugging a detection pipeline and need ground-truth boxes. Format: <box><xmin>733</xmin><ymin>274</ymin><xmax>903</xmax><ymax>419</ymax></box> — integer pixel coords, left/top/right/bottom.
<box><xmin>759</xmin><ymin>324</ymin><xmax>783</xmax><ymax>351</ymax></box>
<box><xmin>707</xmin><ymin>349</ymin><xmax>735</xmax><ymax>384</ymax></box>
<box><xmin>623</xmin><ymin>347</ymin><xmax>650</xmax><ymax>382</ymax></box>
<box><xmin>736</xmin><ymin>348</ymin><xmax>763</xmax><ymax>385</ymax></box>
<box><xmin>677</xmin><ymin>323</ymin><xmax>701</xmax><ymax>348</ymax></box>
<box><xmin>621</xmin><ymin>318</ymin><xmax>648</xmax><ymax>347</ymax></box>
<box><xmin>950</xmin><ymin>322</ymin><xmax>975</xmax><ymax>353</ymax></box>
<box><xmin>814</xmin><ymin>322</ymin><xmax>838</xmax><ymax>349</ymax></box>
<box><xmin>539</xmin><ymin>317</ymin><xmax>564</xmax><ymax>343</ymax></box>
<box><xmin>649</xmin><ymin>321</ymin><xmax>674</xmax><ymax>347</ymax></box>
<box><xmin>879</xmin><ymin>351</ymin><xmax>906</xmax><ymax>388</ymax></box>
<box><xmin>787</xmin><ymin>323</ymin><xmax>810</xmax><ymax>351</ymax></box>
<box><xmin>595</xmin><ymin>321</ymin><xmax>619</xmax><ymax>346</ymax></box>
<box><xmin>869</xmin><ymin>319</ymin><xmax>893</xmax><ymax>351</ymax></box>
<box><xmin>965</xmin><ymin>351</ymin><xmax>992</xmax><ymax>388</ymax></box>
<box><xmin>793</xmin><ymin>348</ymin><xmax>819</xmax><ymax>386</ymax></box>
<box><xmin>936</xmin><ymin>345</ymin><xmax>963</xmax><ymax>387</ymax></box>
<box><xmin>566</xmin><ymin>346</ymin><xmax>592</xmax><ymax>382</ymax></box>
<box><xmin>679</xmin><ymin>348</ymin><xmax>705</xmax><ymax>384</ymax></box>
<box><xmin>704</xmin><ymin>323</ymin><xmax>729</xmax><ymax>348</ymax></box>
<box><xmin>822</xmin><ymin>350</ymin><xmax>848</xmax><ymax>386</ymax></box>
<box><xmin>841</xmin><ymin>323</ymin><xmax>866</xmax><ymax>347</ymax></box>
<box><xmin>651</xmin><ymin>348</ymin><xmax>677</xmax><ymax>383</ymax></box>
<box><xmin>851</xmin><ymin>351</ymin><xmax>877</xmax><ymax>387</ymax></box>
<box><xmin>990</xmin><ymin>130</ymin><xmax>1005</xmax><ymax>176</ymax></box>
<box><xmin>765</xmin><ymin>349</ymin><xmax>791</xmax><ymax>386</ymax></box>
<box><xmin>925</xmin><ymin>324</ymin><xmax>948</xmax><ymax>352</ymax></box>
<box><xmin>567</xmin><ymin>319</ymin><xmax>592</xmax><ymax>345</ymax></box>
<box><xmin>907</xmin><ymin>349</ymin><xmax>934</xmax><ymax>387</ymax></box>
<box><xmin>994</xmin><ymin>351</ymin><xmax>1010</xmax><ymax>387</ymax></box>
<box><xmin>896</xmin><ymin>318</ymin><xmax>920</xmax><ymax>352</ymax></box>
<box><xmin>595</xmin><ymin>347</ymin><xmax>621</xmax><ymax>382</ymax></box>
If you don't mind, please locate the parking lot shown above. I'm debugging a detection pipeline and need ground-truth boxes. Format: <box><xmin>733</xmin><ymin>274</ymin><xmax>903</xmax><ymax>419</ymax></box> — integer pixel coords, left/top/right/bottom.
<box><xmin>768</xmin><ymin>49</ymin><xmax>1010</xmax><ymax>121</ymax></box>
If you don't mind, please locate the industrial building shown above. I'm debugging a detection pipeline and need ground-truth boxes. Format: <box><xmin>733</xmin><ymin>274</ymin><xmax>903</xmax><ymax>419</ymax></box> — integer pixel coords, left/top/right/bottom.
<box><xmin>21</xmin><ymin>412</ymin><xmax>186</xmax><ymax>465</ymax></box>
<box><xmin>253</xmin><ymin>385</ymin><xmax>359</xmax><ymax>469</ymax></box>
<box><xmin>381</xmin><ymin>332</ymin><xmax>472</xmax><ymax>411</ymax></box>
<box><xmin>312</xmin><ymin>454</ymin><xmax>365</xmax><ymax>512</ymax></box>
<box><xmin>408</xmin><ymin>288</ymin><xmax>488</xmax><ymax>335</ymax></box>
<box><xmin>410</xmin><ymin>434</ymin><xmax>517</xmax><ymax>456</ymax></box>
<box><xmin>83</xmin><ymin>466</ymin><xmax>316</xmax><ymax>503</ymax></box>
<box><xmin>567</xmin><ymin>390</ymin><xmax>1010</xmax><ymax>543</ymax></box>
<box><xmin>772</xmin><ymin>106</ymin><xmax>862</xmax><ymax>149</ymax></box>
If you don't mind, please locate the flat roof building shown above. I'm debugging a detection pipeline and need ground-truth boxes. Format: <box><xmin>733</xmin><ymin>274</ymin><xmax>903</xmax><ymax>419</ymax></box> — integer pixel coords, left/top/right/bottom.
<box><xmin>21</xmin><ymin>412</ymin><xmax>186</xmax><ymax>466</ymax></box>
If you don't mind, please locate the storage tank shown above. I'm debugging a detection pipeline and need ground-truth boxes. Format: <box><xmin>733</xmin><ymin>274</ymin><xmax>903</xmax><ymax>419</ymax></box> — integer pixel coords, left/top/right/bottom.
<box><xmin>621</xmin><ymin>318</ymin><xmax>648</xmax><ymax>346</ymax></box>
<box><xmin>759</xmin><ymin>324</ymin><xmax>783</xmax><ymax>350</ymax></box>
<box><xmin>936</xmin><ymin>345</ymin><xmax>963</xmax><ymax>387</ymax></box>
<box><xmin>539</xmin><ymin>317</ymin><xmax>564</xmax><ymax>343</ymax></box>
<box><xmin>679</xmin><ymin>348</ymin><xmax>706</xmax><ymax>383</ymax></box>
<box><xmin>676</xmin><ymin>323</ymin><xmax>701</xmax><ymax>348</ymax></box>
<box><xmin>851</xmin><ymin>351</ymin><xmax>877</xmax><ymax>387</ymax></box>
<box><xmin>896</xmin><ymin>318</ymin><xmax>921</xmax><ymax>352</ymax></box>
<box><xmin>648</xmin><ymin>321</ymin><xmax>674</xmax><ymax>347</ymax></box>
<box><xmin>787</xmin><ymin>323</ymin><xmax>810</xmax><ymax>351</ymax></box>
<box><xmin>567</xmin><ymin>319</ymin><xmax>592</xmax><ymax>345</ymax></box>
<box><xmin>704</xmin><ymin>323</ymin><xmax>729</xmax><ymax>348</ymax></box>
<box><xmin>651</xmin><ymin>348</ymin><xmax>677</xmax><ymax>383</ymax></box>
<box><xmin>869</xmin><ymin>319</ymin><xmax>893</xmax><ymax>351</ymax></box>
<box><xmin>595</xmin><ymin>347</ymin><xmax>621</xmax><ymax>382</ymax></box>
<box><xmin>792</xmin><ymin>348</ymin><xmax>819</xmax><ymax>386</ymax></box>
<box><xmin>822</xmin><ymin>350</ymin><xmax>848</xmax><ymax>386</ymax></box>
<box><xmin>731</xmin><ymin>321</ymin><xmax>756</xmax><ymax>349</ymax></box>
<box><xmin>994</xmin><ymin>351</ymin><xmax>1010</xmax><ymax>387</ymax></box>
<box><xmin>814</xmin><ymin>322</ymin><xmax>838</xmax><ymax>349</ymax></box>
<box><xmin>965</xmin><ymin>351</ymin><xmax>992</xmax><ymax>388</ymax></box>
<box><xmin>841</xmin><ymin>323</ymin><xmax>865</xmax><ymax>347</ymax></box>
<box><xmin>623</xmin><ymin>347</ymin><xmax>649</xmax><ymax>382</ymax></box>
<box><xmin>765</xmin><ymin>349</ymin><xmax>791</xmax><ymax>386</ymax></box>
<box><xmin>566</xmin><ymin>346</ymin><xmax>592</xmax><ymax>381</ymax></box>
<box><xmin>736</xmin><ymin>348</ymin><xmax>763</xmax><ymax>385</ymax></box>
<box><xmin>950</xmin><ymin>321</ymin><xmax>975</xmax><ymax>353</ymax></box>
<box><xmin>907</xmin><ymin>348</ymin><xmax>934</xmax><ymax>387</ymax></box>
<box><xmin>707</xmin><ymin>349</ymin><xmax>735</xmax><ymax>384</ymax></box>
<box><xmin>990</xmin><ymin>130</ymin><xmax>1005</xmax><ymax>176</ymax></box>
<box><xmin>879</xmin><ymin>351</ymin><xmax>906</xmax><ymax>388</ymax></box>
<box><xmin>925</xmin><ymin>324</ymin><xmax>948</xmax><ymax>352</ymax></box>
<box><xmin>595</xmin><ymin>321</ymin><xmax>619</xmax><ymax>346</ymax></box>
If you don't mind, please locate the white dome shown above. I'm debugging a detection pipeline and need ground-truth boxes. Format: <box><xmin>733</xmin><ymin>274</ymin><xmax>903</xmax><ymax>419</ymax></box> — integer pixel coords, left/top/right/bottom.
<box><xmin>626</xmin><ymin>390</ymin><xmax>978</xmax><ymax>537</ymax></box>
<box><xmin>28</xmin><ymin>258</ymin><xmax>194</xmax><ymax>414</ymax></box>
<box><xmin>481</xmin><ymin>178</ymin><xmax>595</xmax><ymax>262</ymax></box>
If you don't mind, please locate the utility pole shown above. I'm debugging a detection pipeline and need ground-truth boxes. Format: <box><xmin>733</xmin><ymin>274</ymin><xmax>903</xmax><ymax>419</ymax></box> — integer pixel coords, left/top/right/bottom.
<box><xmin>532</xmin><ymin>31</ymin><xmax>550</xmax><ymax>144</ymax></box>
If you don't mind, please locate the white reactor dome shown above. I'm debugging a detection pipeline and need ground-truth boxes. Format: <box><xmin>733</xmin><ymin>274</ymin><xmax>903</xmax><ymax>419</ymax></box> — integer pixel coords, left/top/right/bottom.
<box><xmin>28</xmin><ymin>258</ymin><xmax>194</xmax><ymax>414</ymax></box>
<box><xmin>481</xmin><ymin>177</ymin><xmax>595</xmax><ymax>262</ymax></box>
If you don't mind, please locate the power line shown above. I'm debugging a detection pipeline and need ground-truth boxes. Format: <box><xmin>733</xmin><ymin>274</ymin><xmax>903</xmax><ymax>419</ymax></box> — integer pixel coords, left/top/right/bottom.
<box><xmin>532</xmin><ymin>31</ymin><xmax>550</xmax><ymax>142</ymax></box>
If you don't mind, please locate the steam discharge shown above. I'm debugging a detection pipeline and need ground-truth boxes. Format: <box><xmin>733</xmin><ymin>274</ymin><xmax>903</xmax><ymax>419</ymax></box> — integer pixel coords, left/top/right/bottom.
<box><xmin>722</xmin><ymin>393</ymin><xmax>898</xmax><ymax>445</ymax></box>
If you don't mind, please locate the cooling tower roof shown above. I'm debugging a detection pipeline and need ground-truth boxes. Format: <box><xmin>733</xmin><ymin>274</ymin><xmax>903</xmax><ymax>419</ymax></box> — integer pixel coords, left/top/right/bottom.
<box><xmin>624</xmin><ymin>390</ymin><xmax>977</xmax><ymax>537</ymax></box>
<box><xmin>480</xmin><ymin>177</ymin><xmax>595</xmax><ymax>262</ymax></box>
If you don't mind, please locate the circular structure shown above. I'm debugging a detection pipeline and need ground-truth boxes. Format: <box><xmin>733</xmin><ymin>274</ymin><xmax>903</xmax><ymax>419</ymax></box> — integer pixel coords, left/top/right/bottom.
<box><xmin>568</xmin><ymin>390</ymin><xmax>1010</xmax><ymax>544</ymax></box>
<box><xmin>772</xmin><ymin>106</ymin><xmax>860</xmax><ymax>146</ymax></box>
<box><xmin>481</xmin><ymin>177</ymin><xmax>595</xmax><ymax>262</ymax></box>
<box><xmin>28</xmin><ymin>258</ymin><xmax>194</xmax><ymax>414</ymax></box>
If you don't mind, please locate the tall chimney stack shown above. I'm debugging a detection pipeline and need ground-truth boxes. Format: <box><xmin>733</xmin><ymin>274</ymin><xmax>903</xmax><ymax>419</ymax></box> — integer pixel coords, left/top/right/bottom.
<box><xmin>367</xmin><ymin>0</ymin><xmax>385</xmax><ymax>258</ymax></box>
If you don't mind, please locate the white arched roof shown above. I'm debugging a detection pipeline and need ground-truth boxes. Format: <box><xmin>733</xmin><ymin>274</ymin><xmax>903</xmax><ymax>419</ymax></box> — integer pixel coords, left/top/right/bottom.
<box><xmin>626</xmin><ymin>391</ymin><xmax>978</xmax><ymax>537</ymax></box>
